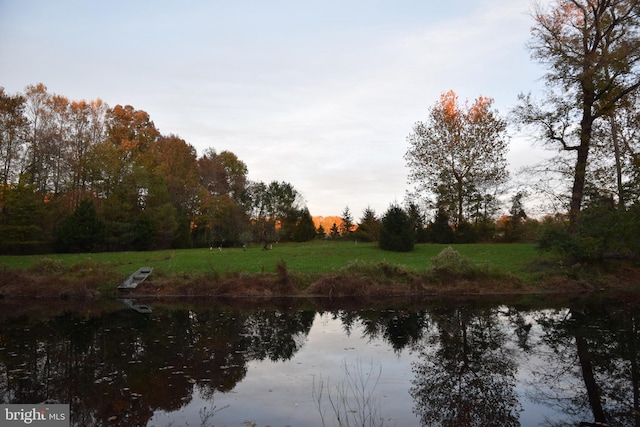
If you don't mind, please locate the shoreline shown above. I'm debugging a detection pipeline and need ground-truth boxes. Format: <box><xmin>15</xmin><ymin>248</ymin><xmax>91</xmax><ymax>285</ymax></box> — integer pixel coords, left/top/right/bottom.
<box><xmin>1</xmin><ymin>264</ymin><xmax>639</xmax><ymax>300</ymax></box>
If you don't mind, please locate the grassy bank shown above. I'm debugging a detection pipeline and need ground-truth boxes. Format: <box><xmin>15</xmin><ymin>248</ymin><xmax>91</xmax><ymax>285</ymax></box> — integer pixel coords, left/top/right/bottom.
<box><xmin>0</xmin><ymin>241</ymin><xmax>637</xmax><ymax>299</ymax></box>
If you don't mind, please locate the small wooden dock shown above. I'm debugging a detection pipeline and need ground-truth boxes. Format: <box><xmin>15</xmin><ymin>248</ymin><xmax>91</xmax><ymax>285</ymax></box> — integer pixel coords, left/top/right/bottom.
<box><xmin>118</xmin><ymin>267</ymin><xmax>153</xmax><ymax>290</ymax></box>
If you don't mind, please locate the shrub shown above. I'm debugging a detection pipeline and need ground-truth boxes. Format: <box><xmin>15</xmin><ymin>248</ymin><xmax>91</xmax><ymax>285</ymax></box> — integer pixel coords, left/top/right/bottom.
<box><xmin>537</xmin><ymin>203</ymin><xmax>640</xmax><ymax>263</ymax></box>
<box><xmin>430</xmin><ymin>246</ymin><xmax>470</xmax><ymax>274</ymax></box>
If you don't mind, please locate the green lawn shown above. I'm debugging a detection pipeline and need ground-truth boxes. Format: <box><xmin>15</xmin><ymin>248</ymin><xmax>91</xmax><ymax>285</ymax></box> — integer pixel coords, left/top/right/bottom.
<box><xmin>0</xmin><ymin>240</ymin><xmax>540</xmax><ymax>279</ymax></box>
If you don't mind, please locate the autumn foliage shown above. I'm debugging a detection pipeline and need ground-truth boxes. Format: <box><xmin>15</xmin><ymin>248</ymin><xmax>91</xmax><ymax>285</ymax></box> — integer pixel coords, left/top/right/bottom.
<box><xmin>0</xmin><ymin>84</ymin><xmax>313</xmax><ymax>253</ymax></box>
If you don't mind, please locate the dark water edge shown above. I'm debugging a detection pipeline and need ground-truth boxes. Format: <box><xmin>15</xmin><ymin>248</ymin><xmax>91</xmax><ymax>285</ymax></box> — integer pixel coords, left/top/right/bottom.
<box><xmin>1</xmin><ymin>292</ymin><xmax>640</xmax><ymax>426</ymax></box>
<box><xmin>3</xmin><ymin>289</ymin><xmax>637</xmax><ymax>316</ymax></box>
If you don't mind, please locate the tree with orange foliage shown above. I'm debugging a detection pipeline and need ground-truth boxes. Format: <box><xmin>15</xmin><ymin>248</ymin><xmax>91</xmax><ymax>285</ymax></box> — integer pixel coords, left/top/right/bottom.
<box><xmin>405</xmin><ymin>90</ymin><xmax>509</xmax><ymax>227</ymax></box>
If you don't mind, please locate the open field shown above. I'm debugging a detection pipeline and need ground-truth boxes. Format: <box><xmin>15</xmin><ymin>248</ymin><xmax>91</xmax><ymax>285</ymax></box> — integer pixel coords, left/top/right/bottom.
<box><xmin>1</xmin><ymin>241</ymin><xmax>638</xmax><ymax>299</ymax></box>
<box><xmin>0</xmin><ymin>241</ymin><xmax>539</xmax><ymax>277</ymax></box>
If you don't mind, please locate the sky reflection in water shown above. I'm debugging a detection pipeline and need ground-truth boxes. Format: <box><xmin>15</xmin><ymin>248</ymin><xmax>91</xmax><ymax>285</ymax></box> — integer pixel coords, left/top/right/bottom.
<box><xmin>150</xmin><ymin>313</ymin><xmax>423</xmax><ymax>426</ymax></box>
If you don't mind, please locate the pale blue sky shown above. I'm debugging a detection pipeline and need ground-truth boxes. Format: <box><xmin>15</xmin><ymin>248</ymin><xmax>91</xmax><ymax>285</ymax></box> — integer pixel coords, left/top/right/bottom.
<box><xmin>0</xmin><ymin>0</ymin><xmax>549</xmax><ymax>217</ymax></box>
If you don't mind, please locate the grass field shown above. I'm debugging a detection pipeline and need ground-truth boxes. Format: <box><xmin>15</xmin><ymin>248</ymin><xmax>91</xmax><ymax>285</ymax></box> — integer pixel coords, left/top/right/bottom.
<box><xmin>0</xmin><ymin>240</ymin><xmax>541</xmax><ymax>279</ymax></box>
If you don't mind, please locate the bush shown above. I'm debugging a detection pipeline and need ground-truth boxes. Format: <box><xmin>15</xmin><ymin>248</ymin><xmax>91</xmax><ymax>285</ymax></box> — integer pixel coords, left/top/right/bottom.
<box><xmin>430</xmin><ymin>246</ymin><xmax>470</xmax><ymax>274</ymax></box>
<box><xmin>537</xmin><ymin>203</ymin><xmax>640</xmax><ymax>263</ymax></box>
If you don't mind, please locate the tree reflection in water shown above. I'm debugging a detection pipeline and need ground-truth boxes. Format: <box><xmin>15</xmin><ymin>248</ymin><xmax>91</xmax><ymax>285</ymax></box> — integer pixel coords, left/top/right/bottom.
<box><xmin>410</xmin><ymin>304</ymin><xmax>523</xmax><ymax>427</ymax></box>
<box><xmin>334</xmin><ymin>308</ymin><xmax>430</xmax><ymax>353</ymax></box>
<box><xmin>531</xmin><ymin>302</ymin><xmax>640</xmax><ymax>427</ymax></box>
<box><xmin>0</xmin><ymin>305</ymin><xmax>315</xmax><ymax>426</ymax></box>
<box><xmin>1</xmin><ymin>298</ymin><xmax>639</xmax><ymax>426</ymax></box>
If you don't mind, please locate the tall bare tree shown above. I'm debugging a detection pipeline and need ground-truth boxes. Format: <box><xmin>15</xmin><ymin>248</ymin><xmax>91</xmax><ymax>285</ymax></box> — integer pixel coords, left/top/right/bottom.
<box><xmin>516</xmin><ymin>0</ymin><xmax>640</xmax><ymax>229</ymax></box>
<box><xmin>23</xmin><ymin>83</ymin><xmax>51</xmax><ymax>193</ymax></box>
<box><xmin>0</xmin><ymin>88</ymin><xmax>27</xmax><ymax>186</ymax></box>
<box><xmin>45</xmin><ymin>93</ymin><xmax>71</xmax><ymax>196</ymax></box>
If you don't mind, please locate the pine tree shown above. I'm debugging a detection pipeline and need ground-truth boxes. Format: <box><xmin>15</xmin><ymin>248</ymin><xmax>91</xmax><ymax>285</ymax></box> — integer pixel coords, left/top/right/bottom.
<box><xmin>329</xmin><ymin>222</ymin><xmax>340</xmax><ymax>239</ymax></box>
<box><xmin>316</xmin><ymin>224</ymin><xmax>326</xmax><ymax>239</ymax></box>
<box><xmin>292</xmin><ymin>208</ymin><xmax>316</xmax><ymax>242</ymax></box>
<box><xmin>340</xmin><ymin>206</ymin><xmax>354</xmax><ymax>237</ymax></box>
<box><xmin>429</xmin><ymin>209</ymin><xmax>454</xmax><ymax>244</ymax></box>
<box><xmin>379</xmin><ymin>204</ymin><xmax>414</xmax><ymax>252</ymax></box>
<box><xmin>355</xmin><ymin>206</ymin><xmax>380</xmax><ymax>242</ymax></box>
<box><xmin>54</xmin><ymin>199</ymin><xmax>105</xmax><ymax>252</ymax></box>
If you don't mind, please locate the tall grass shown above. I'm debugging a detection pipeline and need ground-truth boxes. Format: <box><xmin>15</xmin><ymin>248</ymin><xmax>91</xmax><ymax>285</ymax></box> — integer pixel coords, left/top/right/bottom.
<box><xmin>313</xmin><ymin>359</ymin><xmax>388</xmax><ymax>427</ymax></box>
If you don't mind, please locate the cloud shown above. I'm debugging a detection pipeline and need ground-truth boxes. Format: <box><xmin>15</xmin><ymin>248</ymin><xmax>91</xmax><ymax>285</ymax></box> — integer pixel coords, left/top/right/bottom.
<box><xmin>0</xmin><ymin>0</ymin><xmax>548</xmax><ymax>216</ymax></box>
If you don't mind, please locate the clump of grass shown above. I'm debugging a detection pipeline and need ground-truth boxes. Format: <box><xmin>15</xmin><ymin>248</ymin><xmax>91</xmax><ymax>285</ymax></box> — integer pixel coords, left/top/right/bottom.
<box><xmin>29</xmin><ymin>258</ymin><xmax>66</xmax><ymax>274</ymax></box>
<box><xmin>305</xmin><ymin>275</ymin><xmax>373</xmax><ymax>297</ymax></box>
<box><xmin>68</xmin><ymin>258</ymin><xmax>102</xmax><ymax>272</ymax></box>
<box><xmin>340</xmin><ymin>260</ymin><xmax>415</xmax><ymax>285</ymax></box>
<box><xmin>313</xmin><ymin>359</ymin><xmax>388</xmax><ymax>427</ymax></box>
<box><xmin>276</xmin><ymin>259</ymin><xmax>288</xmax><ymax>284</ymax></box>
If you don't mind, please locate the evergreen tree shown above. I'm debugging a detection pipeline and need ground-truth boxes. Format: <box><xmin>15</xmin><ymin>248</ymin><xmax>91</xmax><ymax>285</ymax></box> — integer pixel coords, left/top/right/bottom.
<box><xmin>131</xmin><ymin>214</ymin><xmax>157</xmax><ymax>251</ymax></box>
<box><xmin>54</xmin><ymin>199</ymin><xmax>105</xmax><ymax>253</ymax></box>
<box><xmin>454</xmin><ymin>221</ymin><xmax>477</xmax><ymax>243</ymax></box>
<box><xmin>292</xmin><ymin>208</ymin><xmax>316</xmax><ymax>242</ymax></box>
<box><xmin>406</xmin><ymin>202</ymin><xmax>428</xmax><ymax>243</ymax></box>
<box><xmin>503</xmin><ymin>191</ymin><xmax>528</xmax><ymax>242</ymax></box>
<box><xmin>429</xmin><ymin>209</ymin><xmax>454</xmax><ymax>244</ymax></box>
<box><xmin>379</xmin><ymin>204</ymin><xmax>414</xmax><ymax>252</ymax></box>
<box><xmin>354</xmin><ymin>206</ymin><xmax>380</xmax><ymax>242</ymax></box>
<box><xmin>339</xmin><ymin>206</ymin><xmax>355</xmax><ymax>238</ymax></box>
<box><xmin>329</xmin><ymin>222</ymin><xmax>340</xmax><ymax>239</ymax></box>
<box><xmin>0</xmin><ymin>175</ymin><xmax>47</xmax><ymax>254</ymax></box>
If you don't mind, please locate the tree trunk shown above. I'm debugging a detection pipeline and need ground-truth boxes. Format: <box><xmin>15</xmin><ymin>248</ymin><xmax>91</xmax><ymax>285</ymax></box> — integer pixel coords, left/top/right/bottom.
<box><xmin>575</xmin><ymin>334</ymin><xmax>608</xmax><ymax>424</ymax></box>
<box><xmin>456</xmin><ymin>179</ymin><xmax>464</xmax><ymax>227</ymax></box>
<box><xmin>569</xmin><ymin>104</ymin><xmax>594</xmax><ymax>232</ymax></box>
<box><xmin>569</xmin><ymin>143</ymin><xmax>590</xmax><ymax>231</ymax></box>
<box><xmin>610</xmin><ymin>114</ymin><xmax>625</xmax><ymax>209</ymax></box>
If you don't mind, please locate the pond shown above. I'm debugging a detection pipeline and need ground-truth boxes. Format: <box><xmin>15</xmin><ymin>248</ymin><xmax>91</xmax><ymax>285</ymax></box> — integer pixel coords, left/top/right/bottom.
<box><xmin>0</xmin><ymin>295</ymin><xmax>639</xmax><ymax>427</ymax></box>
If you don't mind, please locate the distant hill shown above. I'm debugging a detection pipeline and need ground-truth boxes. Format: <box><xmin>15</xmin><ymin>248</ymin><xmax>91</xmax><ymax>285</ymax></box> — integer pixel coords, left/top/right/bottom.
<box><xmin>312</xmin><ymin>216</ymin><xmax>342</xmax><ymax>232</ymax></box>
<box><xmin>312</xmin><ymin>216</ymin><xmax>357</xmax><ymax>235</ymax></box>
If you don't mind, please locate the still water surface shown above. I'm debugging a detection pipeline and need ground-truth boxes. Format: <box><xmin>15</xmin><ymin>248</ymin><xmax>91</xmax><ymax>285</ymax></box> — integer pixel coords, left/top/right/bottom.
<box><xmin>1</xmin><ymin>296</ymin><xmax>638</xmax><ymax>426</ymax></box>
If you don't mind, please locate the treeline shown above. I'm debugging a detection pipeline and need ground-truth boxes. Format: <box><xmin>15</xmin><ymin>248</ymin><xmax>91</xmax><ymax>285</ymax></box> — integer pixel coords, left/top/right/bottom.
<box><xmin>329</xmin><ymin>199</ymin><xmax>538</xmax><ymax>249</ymax></box>
<box><xmin>0</xmin><ymin>83</ymin><xmax>316</xmax><ymax>254</ymax></box>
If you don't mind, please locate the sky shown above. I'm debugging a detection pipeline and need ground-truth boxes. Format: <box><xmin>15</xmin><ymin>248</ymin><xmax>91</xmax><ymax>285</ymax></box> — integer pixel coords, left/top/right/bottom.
<box><xmin>0</xmin><ymin>0</ymin><xmax>551</xmax><ymax>217</ymax></box>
